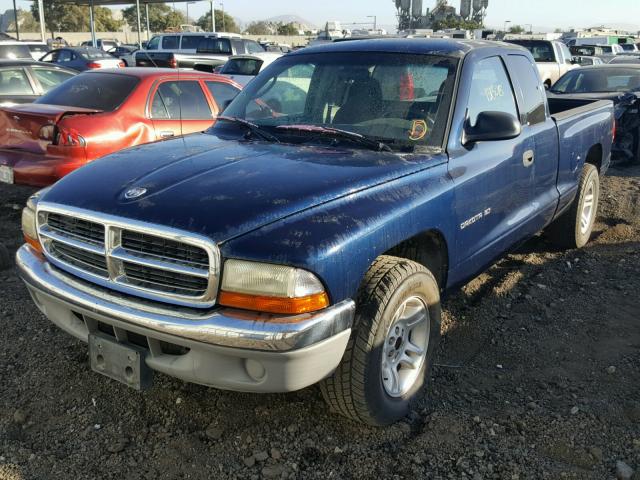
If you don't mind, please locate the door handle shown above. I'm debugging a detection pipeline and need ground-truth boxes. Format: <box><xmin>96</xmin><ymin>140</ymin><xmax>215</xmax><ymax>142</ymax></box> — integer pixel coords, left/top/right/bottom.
<box><xmin>159</xmin><ymin>131</ymin><xmax>175</xmax><ymax>138</ymax></box>
<box><xmin>523</xmin><ymin>149</ymin><xmax>535</xmax><ymax>168</ymax></box>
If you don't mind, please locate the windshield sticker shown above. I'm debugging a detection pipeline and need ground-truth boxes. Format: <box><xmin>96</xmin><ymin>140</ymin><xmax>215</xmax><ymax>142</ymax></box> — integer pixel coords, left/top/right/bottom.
<box><xmin>409</xmin><ymin>120</ymin><xmax>428</xmax><ymax>141</ymax></box>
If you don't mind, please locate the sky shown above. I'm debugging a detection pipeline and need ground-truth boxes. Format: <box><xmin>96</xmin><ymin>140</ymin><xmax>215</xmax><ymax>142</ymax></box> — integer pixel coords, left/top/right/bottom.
<box><xmin>4</xmin><ymin>0</ymin><xmax>640</xmax><ymax>32</ymax></box>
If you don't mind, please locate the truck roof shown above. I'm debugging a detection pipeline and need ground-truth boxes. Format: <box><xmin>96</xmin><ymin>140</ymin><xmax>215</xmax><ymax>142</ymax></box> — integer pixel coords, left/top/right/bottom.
<box><xmin>293</xmin><ymin>38</ymin><xmax>526</xmax><ymax>59</ymax></box>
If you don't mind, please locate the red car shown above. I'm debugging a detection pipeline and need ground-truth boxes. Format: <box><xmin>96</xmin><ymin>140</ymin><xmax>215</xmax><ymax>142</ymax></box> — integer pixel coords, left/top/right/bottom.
<box><xmin>0</xmin><ymin>68</ymin><xmax>242</xmax><ymax>186</ymax></box>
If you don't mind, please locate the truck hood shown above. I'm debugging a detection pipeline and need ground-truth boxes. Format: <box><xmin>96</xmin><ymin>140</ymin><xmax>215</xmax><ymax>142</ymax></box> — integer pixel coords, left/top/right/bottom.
<box><xmin>43</xmin><ymin>133</ymin><xmax>441</xmax><ymax>243</ymax></box>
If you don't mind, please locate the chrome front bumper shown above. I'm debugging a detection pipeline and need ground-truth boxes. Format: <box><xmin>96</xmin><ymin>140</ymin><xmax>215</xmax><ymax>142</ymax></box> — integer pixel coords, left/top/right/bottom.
<box><xmin>16</xmin><ymin>245</ymin><xmax>355</xmax><ymax>392</ymax></box>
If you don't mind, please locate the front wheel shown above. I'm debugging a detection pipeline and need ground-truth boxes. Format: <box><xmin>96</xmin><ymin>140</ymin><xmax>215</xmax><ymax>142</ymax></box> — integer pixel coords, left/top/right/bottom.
<box><xmin>546</xmin><ymin>163</ymin><xmax>600</xmax><ymax>249</ymax></box>
<box><xmin>320</xmin><ymin>256</ymin><xmax>441</xmax><ymax>426</ymax></box>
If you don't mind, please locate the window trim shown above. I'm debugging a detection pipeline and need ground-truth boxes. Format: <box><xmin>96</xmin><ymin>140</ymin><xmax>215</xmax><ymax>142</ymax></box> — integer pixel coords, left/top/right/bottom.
<box><xmin>204</xmin><ymin>80</ymin><xmax>241</xmax><ymax>111</ymax></box>
<box><xmin>161</xmin><ymin>35</ymin><xmax>181</xmax><ymax>50</ymax></box>
<box><xmin>0</xmin><ymin>66</ymin><xmax>38</xmax><ymax>96</ymax></box>
<box><xmin>147</xmin><ymin>78</ymin><xmax>215</xmax><ymax>120</ymax></box>
<box><xmin>465</xmin><ymin>54</ymin><xmax>520</xmax><ymax>129</ymax></box>
<box><xmin>28</xmin><ymin>65</ymin><xmax>76</xmax><ymax>95</ymax></box>
<box><xmin>505</xmin><ymin>54</ymin><xmax>548</xmax><ymax>126</ymax></box>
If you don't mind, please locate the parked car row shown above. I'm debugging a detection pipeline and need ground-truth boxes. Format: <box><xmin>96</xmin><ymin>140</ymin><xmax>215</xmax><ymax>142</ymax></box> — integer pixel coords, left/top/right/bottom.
<box><xmin>0</xmin><ymin>68</ymin><xmax>241</xmax><ymax>186</ymax></box>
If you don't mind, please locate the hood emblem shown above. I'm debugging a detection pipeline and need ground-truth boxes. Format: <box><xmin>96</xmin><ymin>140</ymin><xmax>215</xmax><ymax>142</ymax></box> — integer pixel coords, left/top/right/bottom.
<box><xmin>124</xmin><ymin>187</ymin><xmax>147</xmax><ymax>199</ymax></box>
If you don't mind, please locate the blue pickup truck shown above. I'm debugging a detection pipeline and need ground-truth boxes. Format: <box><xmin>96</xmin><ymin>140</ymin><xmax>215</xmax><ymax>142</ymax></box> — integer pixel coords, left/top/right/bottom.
<box><xmin>17</xmin><ymin>39</ymin><xmax>614</xmax><ymax>425</ymax></box>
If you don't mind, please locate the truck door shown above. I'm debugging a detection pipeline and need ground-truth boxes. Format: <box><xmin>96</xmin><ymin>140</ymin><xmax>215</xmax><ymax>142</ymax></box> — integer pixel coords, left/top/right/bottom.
<box><xmin>149</xmin><ymin>80</ymin><xmax>217</xmax><ymax>140</ymax></box>
<box><xmin>447</xmin><ymin>55</ymin><xmax>537</xmax><ymax>280</ymax></box>
<box><xmin>505</xmin><ymin>54</ymin><xmax>559</xmax><ymax>230</ymax></box>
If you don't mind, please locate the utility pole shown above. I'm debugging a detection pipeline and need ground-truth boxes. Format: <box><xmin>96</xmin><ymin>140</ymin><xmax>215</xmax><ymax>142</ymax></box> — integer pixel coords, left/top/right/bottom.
<box><xmin>37</xmin><ymin>0</ymin><xmax>45</xmax><ymax>41</ymax></box>
<box><xmin>89</xmin><ymin>0</ymin><xmax>96</xmax><ymax>47</ymax></box>
<box><xmin>145</xmin><ymin>3</ymin><xmax>150</xmax><ymax>40</ymax></box>
<box><xmin>221</xmin><ymin>1</ymin><xmax>225</xmax><ymax>31</ymax></box>
<box><xmin>210</xmin><ymin>0</ymin><xmax>215</xmax><ymax>32</ymax></box>
<box><xmin>12</xmin><ymin>0</ymin><xmax>19</xmax><ymax>40</ymax></box>
<box><xmin>367</xmin><ymin>15</ymin><xmax>377</xmax><ymax>32</ymax></box>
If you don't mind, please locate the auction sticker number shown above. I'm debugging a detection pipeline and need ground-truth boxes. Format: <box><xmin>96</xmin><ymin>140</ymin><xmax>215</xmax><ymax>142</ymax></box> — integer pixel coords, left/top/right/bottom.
<box><xmin>0</xmin><ymin>166</ymin><xmax>13</xmax><ymax>184</ymax></box>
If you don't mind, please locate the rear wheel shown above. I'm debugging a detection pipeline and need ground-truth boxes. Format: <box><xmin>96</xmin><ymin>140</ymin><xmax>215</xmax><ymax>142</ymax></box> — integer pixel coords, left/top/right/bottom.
<box><xmin>546</xmin><ymin>163</ymin><xmax>600</xmax><ymax>248</ymax></box>
<box><xmin>320</xmin><ymin>255</ymin><xmax>441</xmax><ymax>426</ymax></box>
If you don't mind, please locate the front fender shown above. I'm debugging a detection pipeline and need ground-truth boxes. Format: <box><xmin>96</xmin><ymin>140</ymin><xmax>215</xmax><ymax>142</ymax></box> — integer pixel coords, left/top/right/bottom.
<box><xmin>220</xmin><ymin>162</ymin><xmax>456</xmax><ymax>304</ymax></box>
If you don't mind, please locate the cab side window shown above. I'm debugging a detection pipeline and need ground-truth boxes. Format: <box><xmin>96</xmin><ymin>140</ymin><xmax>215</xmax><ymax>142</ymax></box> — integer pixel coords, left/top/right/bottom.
<box><xmin>162</xmin><ymin>36</ymin><xmax>180</xmax><ymax>50</ymax></box>
<box><xmin>150</xmin><ymin>81</ymin><xmax>212</xmax><ymax>120</ymax></box>
<box><xmin>507</xmin><ymin>54</ymin><xmax>546</xmax><ymax>125</ymax></box>
<box><xmin>0</xmin><ymin>68</ymin><xmax>34</xmax><ymax>95</ymax></box>
<box><xmin>57</xmin><ymin>50</ymin><xmax>73</xmax><ymax>63</ymax></box>
<box><xmin>467</xmin><ymin>56</ymin><xmax>518</xmax><ymax>127</ymax></box>
<box><xmin>146</xmin><ymin>36</ymin><xmax>161</xmax><ymax>50</ymax></box>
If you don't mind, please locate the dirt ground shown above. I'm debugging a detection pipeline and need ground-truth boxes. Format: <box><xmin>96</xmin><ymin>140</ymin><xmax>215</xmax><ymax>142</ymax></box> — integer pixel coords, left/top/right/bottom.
<box><xmin>0</xmin><ymin>165</ymin><xmax>639</xmax><ymax>480</ymax></box>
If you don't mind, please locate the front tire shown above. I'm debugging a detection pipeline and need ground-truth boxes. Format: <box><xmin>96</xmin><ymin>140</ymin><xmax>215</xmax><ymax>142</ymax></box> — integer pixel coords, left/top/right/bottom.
<box><xmin>546</xmin><ymin>163</ymin><xmax>600</xmax><ymax>248</ymax></box>
<box><xmin>320</xmin><ymin>255</ymin><xmax>441</xmax><ymax>426</ymax></box>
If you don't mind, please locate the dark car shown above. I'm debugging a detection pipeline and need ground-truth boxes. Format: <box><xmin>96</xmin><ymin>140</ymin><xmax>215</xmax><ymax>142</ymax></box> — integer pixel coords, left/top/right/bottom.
<box><xmin>609</xmin><ymin>56</ymin><xmax>640</xmax><ymax>65</ymax></box>
<box><xmin>39</xmin><ymin>47</ymin><xmax>124</xmax><ymax>71</ymax></box>
<box><xmin>549</xmin><ymin>65</ymin><xmax>640</xmax><ymax>164</ymax></box>
<box><xmin>0</xmin><ymin>59</ymin><xmax>76</xmax><ymax>105</ymax></box>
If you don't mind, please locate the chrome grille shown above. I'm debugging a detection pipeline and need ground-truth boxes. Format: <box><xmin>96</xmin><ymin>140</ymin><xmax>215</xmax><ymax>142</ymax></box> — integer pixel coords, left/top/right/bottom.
<box><xmin>121</xmin><ymin>231</ymin><xmax>209</xmax><ymax>268</ymax></box>
<box><xmin>123</xmin><ymin>262</ymin><xmax>209</xmax><ymax>296</ymax></box>
<box><xmin>37</xmin><ymin>204</ymin><xmax>219</xmax><ymax>308</ymax></box>
<box><xmin>49</xmin><ymin>240</ymin><xmax>109</xmax><ymax>277</ymax></box>
<box><xmin>47</xmin><ymin>213</ymin><xmax>105</xmax><ymax>245</ymax></box>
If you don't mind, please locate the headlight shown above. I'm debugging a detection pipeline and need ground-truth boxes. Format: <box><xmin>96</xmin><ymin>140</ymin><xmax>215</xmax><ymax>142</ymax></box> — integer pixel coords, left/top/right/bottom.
<box><xmin>22</xmin><ymin>187</ymin><xmax>49</xmax><ymax>253</ymax></box>
<box><xmin>219</xmin><ymin>259</ymin><xmax>329</xmax><ymax>314</ymax></box>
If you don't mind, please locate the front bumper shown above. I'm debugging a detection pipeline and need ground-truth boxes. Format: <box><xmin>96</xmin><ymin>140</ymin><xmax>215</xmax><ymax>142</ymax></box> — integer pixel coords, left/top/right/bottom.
<box><xmin>16</xmin><ymin>245</ymin><xmax>355</xmax><ymax>392</ymax></box>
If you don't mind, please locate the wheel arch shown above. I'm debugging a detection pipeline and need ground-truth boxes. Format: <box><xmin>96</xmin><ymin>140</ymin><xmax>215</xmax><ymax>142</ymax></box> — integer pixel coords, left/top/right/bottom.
<box><xmin>585</xmin><ymin>143</ymin><xmax>603</xmax><ymax>173</ymax></box>
<box><xmin>382</xmin><ymin>229</ymin><xmax>450</xmax><ymax>290</ymax></box>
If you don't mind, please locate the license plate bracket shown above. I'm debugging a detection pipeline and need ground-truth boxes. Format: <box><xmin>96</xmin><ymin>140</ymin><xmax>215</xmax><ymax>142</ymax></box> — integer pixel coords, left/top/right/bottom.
<box><xmin>0</xmin><ymin>165</ymin><xmax>13</xmax><ymax>184</ymax></box>
<box><xmin>89</xmin><ymin>333</ymin><xmax>152</xmax><ymax>390</ymax></box>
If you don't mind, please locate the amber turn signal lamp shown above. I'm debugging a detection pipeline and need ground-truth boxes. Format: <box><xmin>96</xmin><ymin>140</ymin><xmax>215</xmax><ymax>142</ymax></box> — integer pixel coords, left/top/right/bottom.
<box><xmin>24</xmin><ymin>234</ymin><xmax>43</xmax><ymax>254</ymax></box>
<box><xmin>219</xmin><ymin>291</ymin><xmax>330</xmax><ymax>315</ymax></box>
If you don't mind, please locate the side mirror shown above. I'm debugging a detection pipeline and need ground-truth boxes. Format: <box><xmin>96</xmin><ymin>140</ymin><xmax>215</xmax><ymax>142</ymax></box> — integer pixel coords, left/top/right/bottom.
<box><xmin>462</xmin><ymin>111</ymin><xmax>521</xmax><ymax>146</ymax></box>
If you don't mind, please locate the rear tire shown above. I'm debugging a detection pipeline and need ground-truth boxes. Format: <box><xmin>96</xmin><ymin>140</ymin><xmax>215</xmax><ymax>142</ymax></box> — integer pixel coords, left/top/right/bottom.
<box><xmin>546</xmin><ymin>163</ymin><xmax>600</xmax><ymax>249</ymax></box>
<box><xmin>320</xmin><ymin>255</ymin><xmax>441</xmax><ymax>426</ymax></box>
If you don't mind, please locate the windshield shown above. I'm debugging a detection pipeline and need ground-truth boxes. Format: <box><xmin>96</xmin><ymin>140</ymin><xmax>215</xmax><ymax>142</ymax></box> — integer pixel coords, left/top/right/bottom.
<box><xmin>217</xmin><ymin>52</ymin><xmax>458</xmax><ymax>151</ymax></box>
<box><xmin>80</xmin><ymin>49</ymin><xmax>113</xmax><ymax>60</ymax></box>
<box><xmin>221</xmin><ymin>58</ymin><xmax>263</xmax><ymax>75</ymax></box>
<box><xmin>0</xmin><ymin>44</ymin><xmax>32</xmax><ymax>59</ymax></box>
<box><xmin>551</xmin><ymin>68</ymin><xmax>640</xmax><ymax>93</ymax></box>
<box><xmin>507</xmin><ymin>41</ymin><xmax>555</xmax><ymax>62</ymax></box>
<box><xmin>36</xmin><ymin>73</ymin><xmax>139</xmax><ymax>110</ymax></box>
<box><xmin>571</xmin><ymin>46</ymin><xmax>598</xmax><ymax>56</ymax></box>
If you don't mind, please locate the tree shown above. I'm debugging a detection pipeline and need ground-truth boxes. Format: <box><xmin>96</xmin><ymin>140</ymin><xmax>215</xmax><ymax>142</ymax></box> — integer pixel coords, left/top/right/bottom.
<box><xmin>245</xmin><ymin>21</ymin><xmax>272</xmax><ymax>35</ymax></box>
<box><xmin>195</xmin><ymin>10</ymin><xmax>239</xmax><ymax>33</ymax></box>
<box><xmin>29</xmin><ymin>2</ymin><xmax>120</xmax><ymax>37</ymax></box>
<box><xmin>554</xmin><ymin>28</ymin><xmax>562</xmax><ymax>33</ymax></box>
<box><xmin>509</xmin><ymin>25</ymin><xmax>525</xmax><ymax>34</ymax></box>
<box><xmin>31</xmin><ymin>1</ymin><xmax>87</xmax><ymax>37</ymax></box>
<box><xmin>94</xmin><ymin>7</ymin><xmax>123</xmax><ymax>32</ymax></box>
<box><xmin>6</xmin><ymin>9</ymin><xmax>40</xmax><ymax>33</ymax></box>
<box><xmin>122</xmin><ymin>4</ymin><xmax>185</xmax><ymax>33</ymax></box>
<box><xmin>276</xmin><ymin>22</ymin><xmax>298</xmax><ymax>36</ymax></box>
<box><xmin>432</xmin><ymin>16</ymin><xmax>481</xmax><ymax>31</ymax></box>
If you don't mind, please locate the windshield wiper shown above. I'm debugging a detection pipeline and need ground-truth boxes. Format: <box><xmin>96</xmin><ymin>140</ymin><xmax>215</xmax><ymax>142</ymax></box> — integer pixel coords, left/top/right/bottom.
<box><xmin>217</xmin><ymin>116</ymin><xmax>280</xmax><ymax>143</ymax></box>
<box><xmin>276</xmin><ymin>124</ymin><xmax>393</xmax><ymax>152</ymax></box>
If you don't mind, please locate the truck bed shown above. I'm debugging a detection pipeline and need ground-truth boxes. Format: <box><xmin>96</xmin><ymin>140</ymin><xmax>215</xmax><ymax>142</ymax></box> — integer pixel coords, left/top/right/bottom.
<box><xmin>549</xmin><ymin>98</ymin><xmax>614</xmax><ymax>209</ymax></box>
<box><xmin>547</xmin><ymin>97</ymin><xmax>610</xmax><ymax>120</ymax></box>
